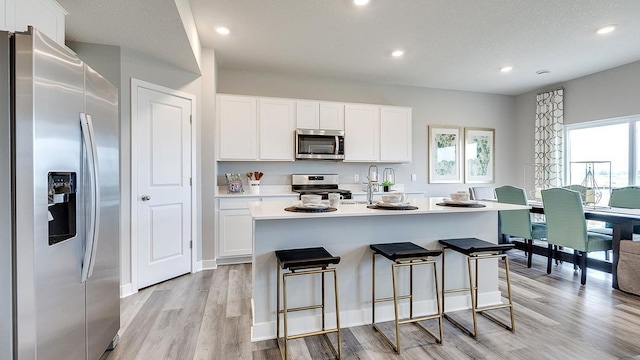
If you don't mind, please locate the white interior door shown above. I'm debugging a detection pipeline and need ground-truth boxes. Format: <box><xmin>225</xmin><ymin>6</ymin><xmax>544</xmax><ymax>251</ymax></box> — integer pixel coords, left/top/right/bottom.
<box><xmin>136</xmin><ymin>86</ymin><xmax>192</xmax><ymax>289</ymax></box>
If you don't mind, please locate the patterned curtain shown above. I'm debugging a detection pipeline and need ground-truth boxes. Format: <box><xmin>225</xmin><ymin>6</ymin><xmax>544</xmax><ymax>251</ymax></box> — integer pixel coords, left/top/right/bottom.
<box><xmin>534</xmin><ymin>88</ymin><xmax>564</xmax><ymax>189</ymax></box>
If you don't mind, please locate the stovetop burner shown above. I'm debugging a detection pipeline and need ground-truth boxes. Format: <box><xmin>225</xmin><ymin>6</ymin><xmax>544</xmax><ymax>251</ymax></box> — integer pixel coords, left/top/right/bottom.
<box><xmin>291</xmin><ymin>174</ymin><xmax>352</xmax><ymax>200</ymax></box>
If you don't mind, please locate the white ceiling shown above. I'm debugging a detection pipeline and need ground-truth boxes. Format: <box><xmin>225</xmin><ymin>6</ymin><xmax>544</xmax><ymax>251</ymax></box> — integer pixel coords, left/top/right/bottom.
<box><xmin>59</xmin><ymin>0</ymin><xmax>640</xmax><ymax>96</ymax></box>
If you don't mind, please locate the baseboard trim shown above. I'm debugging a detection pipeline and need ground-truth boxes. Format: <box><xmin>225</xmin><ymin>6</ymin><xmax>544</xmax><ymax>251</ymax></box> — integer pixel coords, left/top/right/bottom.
<box><xmin>200</xmin><ymin>259</ymin><xmax>218</xmax><ymax>270</ymax></box>
<box><xmin>120</xmin><ymin>283</ymin><xmax>136</xmax><ymax>298</ymax></box>
<box><xmin>216</xmin><ymin>256</ymin><xmax>251</xmax><ymax>266</ymax></box>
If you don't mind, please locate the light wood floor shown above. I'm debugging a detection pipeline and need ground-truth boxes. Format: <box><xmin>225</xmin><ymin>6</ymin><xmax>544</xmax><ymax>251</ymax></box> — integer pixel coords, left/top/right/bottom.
<box><xmin>102</xmin><ymin>252</ymin><xmax>640</xmax><ymax>360</ymax></box>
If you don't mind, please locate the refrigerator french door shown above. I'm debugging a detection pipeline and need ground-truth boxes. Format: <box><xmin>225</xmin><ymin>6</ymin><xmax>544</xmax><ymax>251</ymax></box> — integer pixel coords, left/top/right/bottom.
<box><xmin>0</xmin><ymin>27</ymin><xmax>120</xmax><ymax>360</ymax></box>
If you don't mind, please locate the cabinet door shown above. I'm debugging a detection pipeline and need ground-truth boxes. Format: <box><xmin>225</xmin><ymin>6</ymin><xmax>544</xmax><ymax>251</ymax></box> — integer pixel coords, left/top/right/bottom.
<box><xmin>380</xmin><ymin>106</ymin><xmax>412</xmax><ymax>162</ymax></box>
<box><xmin>296</xmin><ymin>100</ymin><xmax>320</xmax><ymax>129</ymax></box>
<box><xmin>259</xmin><ymin>98</ymin><xmax>295</xmax><ymax>160</ymax></box>
<box><xmin>218</xmin><ymin>209</ymin><xmax>253</xmax><ymax>258</ymax></box>
<box><xmin>218</xmin><ymin>95</ymin><xmax>258</xmax><ymax>160</ymax></box>
<box><xmin>344</xmin><ymin>104</ymin><xmax>380</xmax><ymax>161</ymax></box>
<box><xmin>320</xmin><ymin>102</ymin><xmax>345</xmax><ymax>130</ymax></box>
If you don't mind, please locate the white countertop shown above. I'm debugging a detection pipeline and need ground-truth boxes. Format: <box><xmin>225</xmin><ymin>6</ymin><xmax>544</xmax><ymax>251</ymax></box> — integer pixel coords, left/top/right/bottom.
<box><xmin>215</xmin><ymin>184</ymin><xmax>425</xmax><ymax>198</ymax></box>
<box><xmin>248</xmin><ymin>197</ymin><xmax>529</xmax><ymax>220</ymax></box>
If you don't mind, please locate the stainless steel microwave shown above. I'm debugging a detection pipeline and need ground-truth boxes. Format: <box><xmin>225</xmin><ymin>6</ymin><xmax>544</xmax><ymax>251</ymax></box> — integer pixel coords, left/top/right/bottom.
<box><xmin>296</xmin><ymin>129</ymin><xmax>345</xmax><ymax>160</ymax></box>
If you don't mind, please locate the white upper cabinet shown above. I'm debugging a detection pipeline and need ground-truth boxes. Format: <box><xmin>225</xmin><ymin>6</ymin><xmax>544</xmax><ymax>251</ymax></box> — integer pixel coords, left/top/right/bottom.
<box><xmin>380</xmin><ymin>106</ymin><xmax>412</xmax><ymax>162</ymax></box>
<box><xmin>319</xmin><ymin>102</ymin><xmax>344</xmax><ymax>130</ymax></box>
<box><xmin>218</xmin><ymin>94</ymin><xmax>411</xmax><ymax>163</ymax></box>
<box><xmin>259</xmin><ymin>98</ymin><xmax>295</xmax><ymax>160</ymax></box>
<box><xmin>296</xmin><ymin>100</ymin><xmax>320</xmax><ymax>129</ymax></box>
<box><xmin>218</xmin><ymin>95</ymin><xmax>258</xmax><ymax>160</ymax></box>
<box><xmin>217</xmin><ymin>94</ymin><xmax>295</xmax><ymax>161</ymax></box>
<box><xmin>296</xmin><ymin>100</ymin><xmax>344</xmax><ymax>130</ymax></box>
<box><xmin>4</xmin><ymin>0</ymin><xmax>67</xmax><ymax>46</ymax></box>
<box><xmin>344</xmin><ymin>104</ymin><xmax>380</xmax><ymax>162</ymax></box>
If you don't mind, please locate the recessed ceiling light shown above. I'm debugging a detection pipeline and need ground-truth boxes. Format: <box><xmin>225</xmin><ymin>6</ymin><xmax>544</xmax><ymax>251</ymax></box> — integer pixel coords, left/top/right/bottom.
<box><xmin>354</xmin><ymin>0</ymin><xmax>370</xmax><ymax>5</ymax></box>
<box><xmin>216</xmin><ymin>27</ymin><xmax>230</xmax><ymax>35</ymax></box>
<box><xmin>499</xmin><ymin>66</ymin><xmax>513</xmax><ymax>73</ymax></box>
<box><xmin>596</xmin><ymin>25</ymin><xmax>616</xmax><ymax>35</ymax></box>
<box><xmin>391</xmin><ymin>50</ymin><xmax>404</xmax><ymax>57</ymax></box>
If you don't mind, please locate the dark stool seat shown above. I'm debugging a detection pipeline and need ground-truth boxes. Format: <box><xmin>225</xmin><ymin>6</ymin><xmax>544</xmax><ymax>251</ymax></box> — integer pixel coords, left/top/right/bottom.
<box><xmin>275</xmin><ymin>246</ymin><xmax>341</xmax><ymax>359</ymax></box>
<box><xmin>438</xmin><ymin>238</ymin><xmax>514</xmax><ymax>255</ymax></box>
<box><xmin>276</xmin><ymin>247</ymin><xmax>341</xmax><ymax>270</ymax></box>
<box><xmin>370</xmin><ymin>242</ymin><xmax>442</xmax><ymax>261</ymax></box>
<box><xmin>370</xmin><ymin>242</ymin><xmax>443</xmax><ymax>354</ymax></box>
<box><xmin>439</xmin><ymin>237</ymin><xmax>515</xmax><ymax>338</ymax></box>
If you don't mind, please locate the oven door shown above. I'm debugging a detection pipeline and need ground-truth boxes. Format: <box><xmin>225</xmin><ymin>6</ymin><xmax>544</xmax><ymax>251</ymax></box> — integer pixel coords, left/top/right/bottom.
<box><xmin>296</xmin><ymin>129</ymin><xmax>344</xmax><ymax>160</ymax></box>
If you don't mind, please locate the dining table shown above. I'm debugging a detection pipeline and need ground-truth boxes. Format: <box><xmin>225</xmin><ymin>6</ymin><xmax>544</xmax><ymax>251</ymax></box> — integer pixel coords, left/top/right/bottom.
<box><xmin>529</xmin><ymin>202</ymin><xmax>640</xmax><ymax>289</ymax></box>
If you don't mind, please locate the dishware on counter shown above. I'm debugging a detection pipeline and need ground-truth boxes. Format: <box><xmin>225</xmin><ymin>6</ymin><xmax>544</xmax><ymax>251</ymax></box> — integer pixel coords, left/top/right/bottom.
<box><xmin>295</xmin><ymin>202</ymin><xmax>329</xmax><ymax>210</ymax></box>
<box><xmin>442</xmin><ymin>198</ymin><xmax>478</xmax><ymax>205</ymax></box>
<box><xmin>301</xmin><ymin>194</ymin><xmax>322</xmax><ymax>204</ymax></box>
<box><xmin>450</xmin><ymin>191</ymin><xmax>470</xmax><ymax>202</ymax></box>
<box><xmin>381</xmin><ymin>192</ymin><xmax>408</xmax><ymax>204</ymax></box>
<box><xmin>328</xmin><ymin>193</ymin><xmax>343</xmax><ymax>207</ymax></box>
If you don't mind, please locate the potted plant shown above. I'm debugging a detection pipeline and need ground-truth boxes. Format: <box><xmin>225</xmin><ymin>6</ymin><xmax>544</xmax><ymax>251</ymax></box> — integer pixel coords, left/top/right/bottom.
<box><xmin>381</xmin><ymin>180</ymin><xmax>393</xmax><ymax>192</ymax></box>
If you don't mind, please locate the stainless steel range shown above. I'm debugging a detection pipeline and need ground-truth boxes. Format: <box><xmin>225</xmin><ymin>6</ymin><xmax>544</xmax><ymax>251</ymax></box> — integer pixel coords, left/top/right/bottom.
<box><xmin>292</xmin><ymin>174</ymin><xmax>352</xmax><ymax>200</ymax></box>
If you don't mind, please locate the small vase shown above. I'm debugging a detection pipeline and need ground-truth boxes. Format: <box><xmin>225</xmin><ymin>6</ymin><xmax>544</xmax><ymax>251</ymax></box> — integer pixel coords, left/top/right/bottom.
<box><xmin>383</xmin><ymin>186</ymin><xmax>389</xmax><ymax>192</ymax></box>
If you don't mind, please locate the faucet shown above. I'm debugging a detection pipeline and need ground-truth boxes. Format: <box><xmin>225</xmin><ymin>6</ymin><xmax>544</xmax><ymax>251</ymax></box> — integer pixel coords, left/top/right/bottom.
<box><xmin>367</xmin><ymin>180</ymin><xmax>374</xmax><ymax>204</ymax></box>
<box><xmin>367</xmin><ymin>165</ymin><xmax>378</xmax><ymax>204</ymax></box>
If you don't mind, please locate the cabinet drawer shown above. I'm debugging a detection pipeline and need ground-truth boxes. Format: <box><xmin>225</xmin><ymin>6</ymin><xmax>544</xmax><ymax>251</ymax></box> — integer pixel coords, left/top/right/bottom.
<box><xmin>219</xmin><ymin>197</ymin><xmax>260</xmax><ymax>210</ymax></box>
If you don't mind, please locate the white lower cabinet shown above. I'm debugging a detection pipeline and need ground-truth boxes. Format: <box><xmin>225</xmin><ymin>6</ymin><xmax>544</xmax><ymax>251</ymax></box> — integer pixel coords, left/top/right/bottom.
<box><xmin>217</xmin><ymin>196</ymin><xmax>297</xmax><ymax>263</ymax></box>
<box><xmin>218</xmin><ymin>209</ymin><xmax>253</xmax><ymax>258</ymax></box>
<box><xmin>217</xmin><ymin>197</ymin><xmax>258</xmax><ymax>261</ymax></box>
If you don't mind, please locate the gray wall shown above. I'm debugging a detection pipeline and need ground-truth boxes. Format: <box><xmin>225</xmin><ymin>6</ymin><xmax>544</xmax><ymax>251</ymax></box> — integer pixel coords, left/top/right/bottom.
<box><xmin>513</xmin><ymin>60</ymin><xmax>640</xmax><ymax>186</ymax></box>
<box><xmin>217</xmin><ymin>69</ymin><xmax>519</xmax><ymax>195</ymax></box>
<box><xmin>70</xmin><ymin>42</ymin><xmax>211</xmax><ymax>292</ymax></box>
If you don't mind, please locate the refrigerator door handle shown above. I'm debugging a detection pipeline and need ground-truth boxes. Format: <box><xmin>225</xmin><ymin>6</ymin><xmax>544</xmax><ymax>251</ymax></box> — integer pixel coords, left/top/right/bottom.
<box><xmin>80</xmin><ymin>112</ymin><xmax>101</xmax><ymax>282</ymax></box>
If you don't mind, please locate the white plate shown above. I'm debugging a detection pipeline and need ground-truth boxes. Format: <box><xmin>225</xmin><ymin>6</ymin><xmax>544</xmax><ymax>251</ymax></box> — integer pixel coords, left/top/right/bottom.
<box><xmin>295</xmin><ymin>203</ymin><xmax>329</xmax><ymax>210</ymax></box>
<box><xmin>375</xmin><ymin>201</ymin><xmax>411</xmax><ymax>208</ymax></box>
<box><xmin>442</xmin><ymin>198</ymin><xmax>478</xmax><ymax>205</ymax></box>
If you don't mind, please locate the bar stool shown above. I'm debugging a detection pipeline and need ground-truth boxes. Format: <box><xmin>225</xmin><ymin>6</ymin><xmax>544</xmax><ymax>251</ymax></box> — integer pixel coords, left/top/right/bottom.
<box><xmin>370</xmin><ymin>242</ymin><xmax>443</xmax><ymax>354</ymax></box>
<box><xmin>275</xmin><ymin>247</ymin><xmax>341</xmax><ymax>360</ymax></box>
<box><xmin>438</xmin><ymin>238</ymin><xmax>515</xmax><ymax>338</ymax></box>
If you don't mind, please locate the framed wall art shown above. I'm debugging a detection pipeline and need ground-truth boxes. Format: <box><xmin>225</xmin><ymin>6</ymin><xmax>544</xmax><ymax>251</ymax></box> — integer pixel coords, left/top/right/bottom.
<box><xmin>428</xmin><ymin>125</ymin><xmax>463</xmax><ymax>183</ymax></box>
<box><xmin>464</xmin><ymin>127</ymin><xmax>495</xmax><ymax>183</ymax></box>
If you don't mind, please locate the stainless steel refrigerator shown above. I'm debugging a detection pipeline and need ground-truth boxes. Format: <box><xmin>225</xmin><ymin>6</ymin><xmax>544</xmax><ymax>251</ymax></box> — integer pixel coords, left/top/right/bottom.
<box><xmin>0</xmin><ymin>27</ymin><xmax>120</xmax><ymax>360</ymax></box>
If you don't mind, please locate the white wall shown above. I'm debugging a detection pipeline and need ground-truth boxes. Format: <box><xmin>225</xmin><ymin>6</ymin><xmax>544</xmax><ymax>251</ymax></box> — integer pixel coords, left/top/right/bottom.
<box><xmin>513</xmin><ymin>60</ymin><xmax>640</xmax><ymax>186</ymax></box>
<box><xmin>217</xmin><ymin>69</ymin><xmax>519</xmax><ymax>195</ymax></box>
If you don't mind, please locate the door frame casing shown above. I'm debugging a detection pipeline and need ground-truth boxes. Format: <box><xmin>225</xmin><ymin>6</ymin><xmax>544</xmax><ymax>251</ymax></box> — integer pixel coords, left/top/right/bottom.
<box><xmin>130</xmin><ymin>78</ymin><xmax>197</xmax><ymax>293</ymax></box>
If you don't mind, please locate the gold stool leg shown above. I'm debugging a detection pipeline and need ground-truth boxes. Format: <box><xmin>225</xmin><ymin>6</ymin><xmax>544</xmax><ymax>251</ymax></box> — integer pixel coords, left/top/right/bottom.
<box><xmin>467</xmin><ymin>256</ymin><xmax>478</xmax><ymax>338</ymax></box>
<box><xmin>322</xmin><ymin>267</ymin><xmax>326</xmax><ymax>331</ymax></box>
<box><xmin>504</xmin><ymin>254</ymin><xmax>516</xmax><ymax>332</ymax></box>
<box><xmin>283</xmin><ymin>273</ymin><xmax>289</xmax><ymax>360</ymax></box>
<box><xmin>441</xmin><ymin>247</ymin><xmax>446</xmax><ymax>316</ymax></box>
<box><xmin>392</xmin><ymin>262</ymin><xmax>401</xmax><ymax>353</ymax></box>
<box><xmin>371</xmin><ymin>252</ymin><xmax>376</xmax><ymax>325</ymax></box>
<box><xmin>432</xmin><ymin>261</ymin><xmax>444</xmax><ymax>344</ymax></box>
<box><xmin>333</xmin><ymin>268</ymin><xmax>342</xmax><ymax>359</ymax></box>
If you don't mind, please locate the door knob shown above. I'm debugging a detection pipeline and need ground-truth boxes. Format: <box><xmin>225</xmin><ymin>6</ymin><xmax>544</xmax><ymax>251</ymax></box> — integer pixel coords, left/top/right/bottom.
<box><xmin>141</xmin><ymin>195</ymin><xmax>151</xmax><ymax>201</ymax></box>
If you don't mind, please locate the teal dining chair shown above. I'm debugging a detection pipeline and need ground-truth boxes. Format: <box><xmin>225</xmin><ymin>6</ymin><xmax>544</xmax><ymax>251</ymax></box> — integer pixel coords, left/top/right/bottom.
<box><xmin>541</xmin><ymin>188</ymin><xmax>613</xmax><ymax>285</ymax></box>
<box><xmin>562</xmin><ymin>184</ymin><xmax>588</xmax><ymax>200</ymax></box>
<box><xmin>495</xmin><ymin>185</ymin><xmax>547</xmax><ymax>268</ymax></box>
<box><xmin>589</xmin><ymin>186</ymin><xmax>640</xmax><ymax>242</ymax></box>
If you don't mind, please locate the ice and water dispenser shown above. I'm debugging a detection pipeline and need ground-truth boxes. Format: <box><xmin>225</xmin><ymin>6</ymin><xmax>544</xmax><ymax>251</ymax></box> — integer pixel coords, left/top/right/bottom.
<box><xmin>48</xmin><ymin>172</ymin><xmax>77</xmax><ymax>245</ymax></box>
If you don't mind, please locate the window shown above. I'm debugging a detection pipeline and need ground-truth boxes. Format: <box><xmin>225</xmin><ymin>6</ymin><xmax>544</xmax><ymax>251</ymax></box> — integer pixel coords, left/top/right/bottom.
<box><xmin>565</xmin><ymin>116</ymin><xmax>639</xmax><ymax>188</ymax></box>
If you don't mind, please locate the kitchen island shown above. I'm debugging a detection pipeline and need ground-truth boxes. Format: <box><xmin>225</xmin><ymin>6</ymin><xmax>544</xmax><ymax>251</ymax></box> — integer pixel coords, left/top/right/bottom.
<box><xmin>248</xmin><ymin>197</ymin><xmax>529</xmax><ymax>341</ymax></box>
